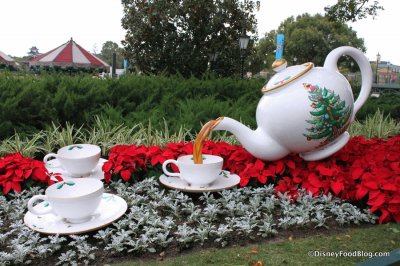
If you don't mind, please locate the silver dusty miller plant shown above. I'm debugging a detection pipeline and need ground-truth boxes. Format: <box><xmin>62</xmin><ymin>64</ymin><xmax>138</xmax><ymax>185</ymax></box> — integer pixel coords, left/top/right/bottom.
<box><xmin>0</xmin><ymin>177</ymin><xmax>377</xmax><ymax>265</ymax></box>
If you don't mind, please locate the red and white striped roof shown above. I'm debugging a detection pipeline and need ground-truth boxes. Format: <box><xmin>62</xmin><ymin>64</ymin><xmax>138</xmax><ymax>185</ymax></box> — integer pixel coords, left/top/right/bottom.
<box><xmin>30</xmin><ymin>38</ymin><xmax>109</xmax><ymax>70</ymax></box>
<box><xmin>0</xmin><ymin>50</ymin><xmax>18</xmax><ymax>67</ymax></box>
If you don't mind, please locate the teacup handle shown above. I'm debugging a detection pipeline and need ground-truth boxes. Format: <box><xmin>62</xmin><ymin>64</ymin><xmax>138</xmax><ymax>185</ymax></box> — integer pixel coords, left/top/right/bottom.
<box><xmin>43</xmin><ymin>153</ymin><xmax>60</xmax><ymax>167</ymax></box>
<box><xmin>162</xmin><ymin>159</ymin><xmax>180</xmax><ymax>177</ymax></box>
<box><xmin>27</xmin><ymin>195</ymin><xmax>53</xmax><ymax>216</ymax></box>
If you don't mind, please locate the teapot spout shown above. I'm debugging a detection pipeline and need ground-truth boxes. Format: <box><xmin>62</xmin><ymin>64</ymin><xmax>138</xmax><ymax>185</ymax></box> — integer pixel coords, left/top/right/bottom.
<box><xmin>213</xmin><ymin>117</ymin><xmax>289</xmax><ymax>161</ymax></box>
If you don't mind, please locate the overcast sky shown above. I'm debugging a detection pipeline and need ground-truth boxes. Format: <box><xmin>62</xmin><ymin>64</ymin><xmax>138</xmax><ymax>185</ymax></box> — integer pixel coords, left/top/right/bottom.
<box><xmin>1</xmin><ymin>0</ymin><xmax>398</xmax><ymax>65</ymax></box>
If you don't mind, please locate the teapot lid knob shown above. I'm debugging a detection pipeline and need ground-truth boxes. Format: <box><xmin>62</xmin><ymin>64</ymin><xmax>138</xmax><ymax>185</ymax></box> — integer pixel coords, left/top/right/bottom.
<box><xmin>272</xmin><ymin>59</ymin><xmax>287</xmax><ymax>72</ymax></box>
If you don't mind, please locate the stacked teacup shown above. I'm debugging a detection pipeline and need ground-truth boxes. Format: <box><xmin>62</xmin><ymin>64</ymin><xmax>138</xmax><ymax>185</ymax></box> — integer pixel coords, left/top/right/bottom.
<box><xmin>44</xmin><ymin>144</ymin><xmax>101</xmax><ymax>177</ymax></box>
<box><xmin>27</xmin><ymin>144</ymin><xmax>104</xmax><ymax>224</ymax></box>
<box><xmin>28</xmin><ymin>178</ymin><xmax>104</xmax><ymax>223</ymax></box>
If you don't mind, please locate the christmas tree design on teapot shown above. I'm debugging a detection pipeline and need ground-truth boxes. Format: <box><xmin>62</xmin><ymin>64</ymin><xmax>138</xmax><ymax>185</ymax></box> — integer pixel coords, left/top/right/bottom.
<box><xmin>303</xmin><ymin>83</ymin><xmax>352</xmax><ymax>146</ymax></box>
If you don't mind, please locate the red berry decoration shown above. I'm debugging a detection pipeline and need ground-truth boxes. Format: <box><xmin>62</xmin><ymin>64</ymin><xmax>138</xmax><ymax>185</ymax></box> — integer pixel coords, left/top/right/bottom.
<box><xmin>307</xmin><ymin>137</ymin><xmax>311</xmax><ymax>141</ymax></box>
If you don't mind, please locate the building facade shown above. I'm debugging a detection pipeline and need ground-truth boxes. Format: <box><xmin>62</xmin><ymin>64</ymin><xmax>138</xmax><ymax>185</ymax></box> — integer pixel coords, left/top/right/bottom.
<box><xmin>373</xmin><ymin>61</ymin><xmax>400</xmax><ymax>84</ymax></box>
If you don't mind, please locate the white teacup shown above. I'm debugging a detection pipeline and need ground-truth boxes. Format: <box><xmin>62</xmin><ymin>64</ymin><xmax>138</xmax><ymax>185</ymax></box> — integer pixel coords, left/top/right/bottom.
<box><xmin>162</xmin><ymin>154</ymin><xmax>223</xmax><ymax>188</ymax></box>
<box><xmin>44</xmin><ymin>144</ymin><xmax>101</xmax><ymax>177</ymax></box>
<box><xmin>27</xmin><ymin>178</ymin><xmax>104</xmax><ymax>223</ymax></box>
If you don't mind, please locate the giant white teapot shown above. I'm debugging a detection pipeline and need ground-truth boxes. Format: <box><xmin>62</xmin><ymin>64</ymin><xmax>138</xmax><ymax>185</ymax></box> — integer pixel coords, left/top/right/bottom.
<box><xmin>213</xmin><ymin>46</ymin><xmax>372</xmax><ymax>161</ymax></box>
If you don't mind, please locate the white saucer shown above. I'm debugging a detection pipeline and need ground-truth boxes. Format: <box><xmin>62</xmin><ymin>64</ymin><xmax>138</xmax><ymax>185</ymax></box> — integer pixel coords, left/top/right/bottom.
<box><xmin>159</xmin><ymin>170</ymin><xmax>240</xmax><ymax>193</ymax></box>
<box><xmin>24</xmin><ymin>193</ymin><xmax>127</xmax><ymax>235</ymax></box>
<box><xmin>45</xmin><ymin>158</ymin><xmax>107</xmax><ymax>180</ymax></box>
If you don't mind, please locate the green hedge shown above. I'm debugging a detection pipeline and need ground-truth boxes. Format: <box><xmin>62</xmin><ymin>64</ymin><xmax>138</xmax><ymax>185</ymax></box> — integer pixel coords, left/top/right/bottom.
<box><xmin>0</xmin><ymin>72</ymin><xmax>398</xmax><ymax>138</ymax></box>
<box><xmin>0</xmin><ymin>73</ymin><xmax>263</xmax><ymax>138</ymax></box>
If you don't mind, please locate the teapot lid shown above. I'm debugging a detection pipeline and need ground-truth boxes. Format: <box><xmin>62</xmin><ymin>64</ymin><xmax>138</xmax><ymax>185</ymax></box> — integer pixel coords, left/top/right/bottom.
<box><xmin>262</xmin><ymin>62</ymin><xmax>314</xmax><ymax>93</ymax></box>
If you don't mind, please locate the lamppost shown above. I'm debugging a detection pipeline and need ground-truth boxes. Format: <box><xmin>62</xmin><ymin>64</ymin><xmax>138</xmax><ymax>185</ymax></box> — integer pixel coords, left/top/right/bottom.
<box><xmin>239</xmin><ymin>29</ymin><xmax>250</xmax><ymax>79</ymax></box>
<box><xmin>375</xmin><ymin>52</ymin><xmax>381</xmax><ymax>83</ymax></box>
<box><xmin>386</xmin><ymin>61</ymin><xmax>391</xmax><ymax>83</ymax></box>
<box><xmin>293</xmin><ymin>57</ymin><xmax>297</xmax><ymax>65</ymax></box>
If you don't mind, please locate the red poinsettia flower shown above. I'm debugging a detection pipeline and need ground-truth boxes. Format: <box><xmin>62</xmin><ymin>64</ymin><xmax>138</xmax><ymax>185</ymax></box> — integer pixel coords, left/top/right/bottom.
<box><xmin>0</xmin><ymin>152</ymin><xmax>55</xmax><ymax>195</ymax></box>
<box><xmin>275</xmin><ymin>176</ymin><xmax>299</xmax><ymax>200</ymax></box>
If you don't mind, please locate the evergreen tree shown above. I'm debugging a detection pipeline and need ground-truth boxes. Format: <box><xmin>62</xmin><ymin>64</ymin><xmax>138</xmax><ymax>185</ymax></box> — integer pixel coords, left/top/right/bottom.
<box><xmin>27</xmin><ymin>46</ymin><xmax>40</xmax><ymax>59</ymax></box>
<box><xmin>121</xmin><ymin>0</ymin><xmax>257</xmax><ymax>77</ymax></box>
<box><xmin>303</xmin><ymin>83</ymin><xmax>352</xmax><ymax>144</ymax></box>
<box><xmin>252</xmin><ymin>14</ymin><xmax>365</xmax><ymax>69</ymax></box>
<box><xmin>99</xmin><ymin>41</ymin><xmax>124</xmax><ymax>68</ymax></box>
<box><xmin>325</xmin><ymin>0</ymin><xmax>384</xmax><ymax>22</ymax></box>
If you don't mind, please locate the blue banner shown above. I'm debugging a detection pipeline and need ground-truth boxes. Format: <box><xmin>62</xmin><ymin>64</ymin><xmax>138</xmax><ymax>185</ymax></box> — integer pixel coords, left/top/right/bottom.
<box><xmin>123</xmin><ymin>59</ymin><xmax>129</xmax><ymax>69</ymax></box>
<box><xmin>275</xmin><ymin>34</ymin><xmax>285</xmax><ymax>60</ymax></box>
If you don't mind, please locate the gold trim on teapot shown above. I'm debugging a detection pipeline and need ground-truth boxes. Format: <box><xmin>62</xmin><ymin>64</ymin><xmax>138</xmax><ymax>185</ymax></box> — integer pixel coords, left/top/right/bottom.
<box><xmin>262</xmin><ymin>62</ymin><xmax>314</xmax><ymax>93</ymax></box>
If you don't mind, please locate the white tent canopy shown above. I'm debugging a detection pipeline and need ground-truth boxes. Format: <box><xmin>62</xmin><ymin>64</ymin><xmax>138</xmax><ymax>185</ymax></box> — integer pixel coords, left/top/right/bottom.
<box><xmin>0</xmin><ymin>50</ymin><xmax>19</xmax><ymax>68</ymax></box>
<box><xmin>29</xmin><ymin>38</ymin><xmax>109</xmax><ymax>70</ymax></box>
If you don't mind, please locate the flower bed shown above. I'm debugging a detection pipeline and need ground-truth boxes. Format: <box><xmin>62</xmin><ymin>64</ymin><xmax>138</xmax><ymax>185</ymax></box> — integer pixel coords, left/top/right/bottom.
<box><xmin>102</xmin><ymin>135</ymin><xmax>400</xmax><ymax>223</ymax></box>
<box><xmin>0</xmin><ymin>179</ymin><xmax>376</xmax><ymax>265</ymax></box>
<box><xmin>1</xmin><ymin>136</ymin><xmax>399</xmax><ymax>223</ymax></box>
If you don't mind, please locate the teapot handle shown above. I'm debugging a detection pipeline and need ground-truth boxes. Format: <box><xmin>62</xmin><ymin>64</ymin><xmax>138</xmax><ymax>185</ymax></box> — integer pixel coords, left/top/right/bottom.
<box><xmin>323</xmin><ymin>46</ymin><xmax>372</xmax><ymax>121</ymax></box>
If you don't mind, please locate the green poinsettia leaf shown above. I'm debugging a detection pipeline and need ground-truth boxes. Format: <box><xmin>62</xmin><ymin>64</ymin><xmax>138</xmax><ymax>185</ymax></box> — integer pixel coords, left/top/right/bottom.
<box><xmin>56</xmin><ymin>183</ymin><xmax>64</xmax><ymax>189</ymax></box>
<box><xmin>66</xmin><ymin>181</ymin><xmax>75</xmax><ymax>186</ymax></box>
<box><xmin>23</xmin><ymin>178</ymin><xmax>34</xmax><ymax>190</ymax></box>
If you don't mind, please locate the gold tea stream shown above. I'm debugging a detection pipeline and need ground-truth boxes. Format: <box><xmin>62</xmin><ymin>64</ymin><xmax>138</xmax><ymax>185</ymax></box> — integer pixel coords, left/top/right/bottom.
<box><xmin>193</xmin><ymin>117</ymin><xmax>223</xmax><ymax>164</ymax></box>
